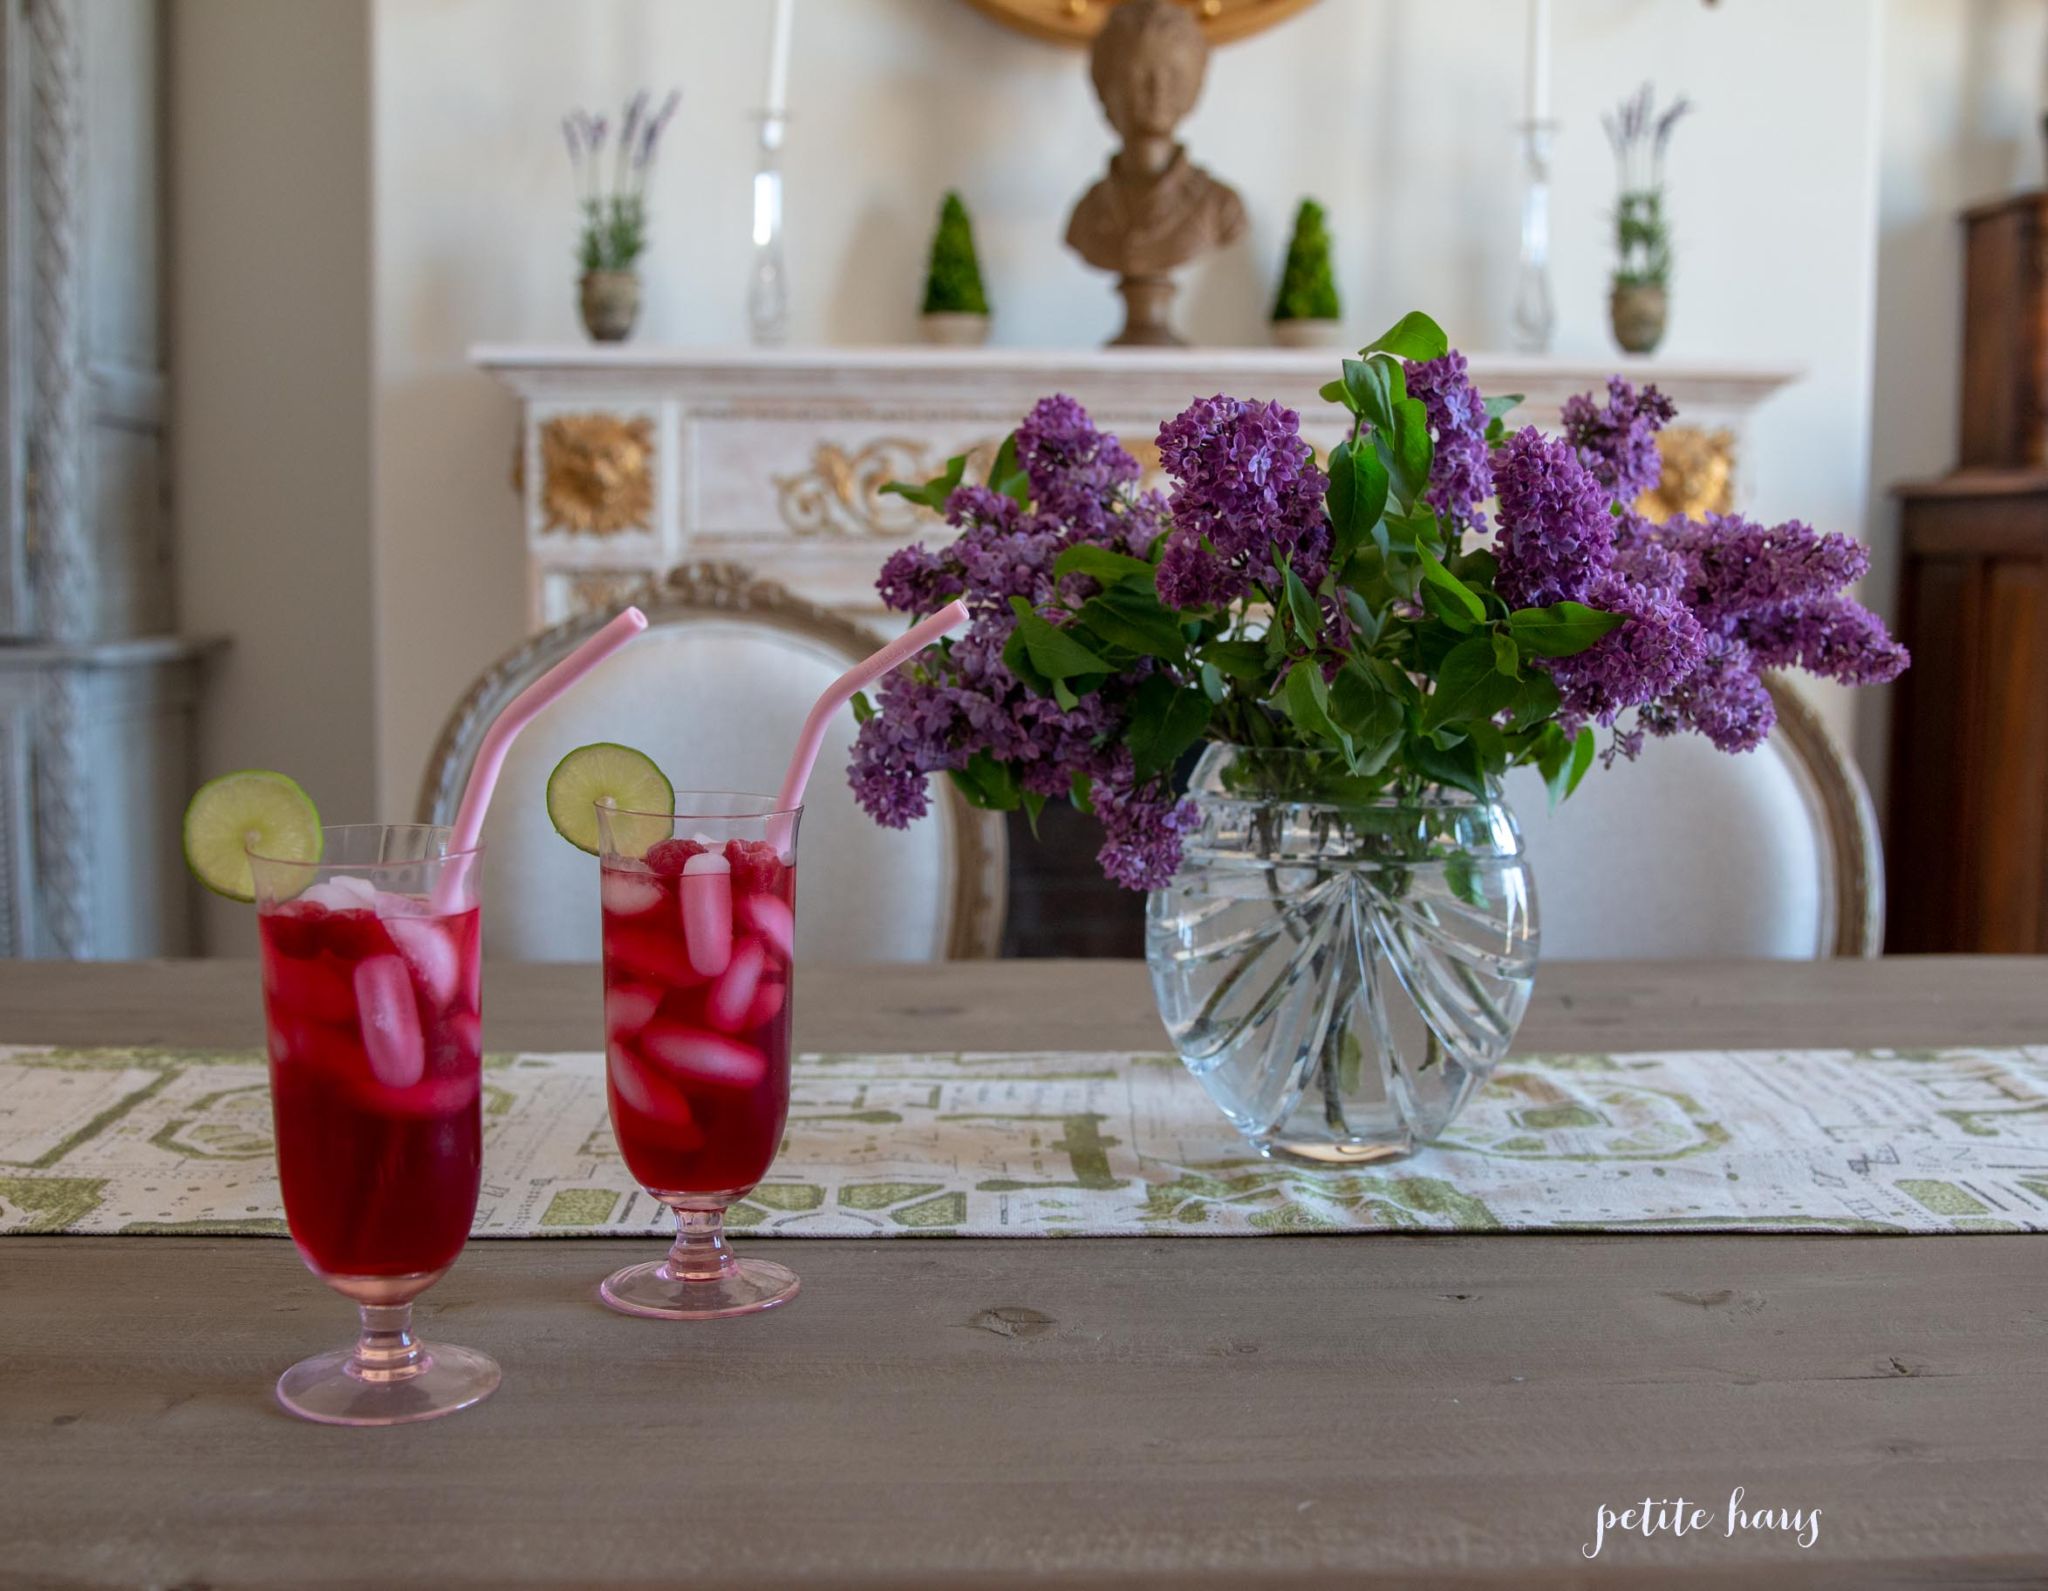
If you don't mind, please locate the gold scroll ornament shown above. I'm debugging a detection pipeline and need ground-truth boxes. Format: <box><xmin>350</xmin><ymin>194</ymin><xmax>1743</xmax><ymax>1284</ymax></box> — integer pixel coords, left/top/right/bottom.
<box><xmin>1635</xmin><ymin>425</ymin><xmax>1735</xmax><ymax>524</ymax></box>
<box><xmin>528</xmin><ymin>413</ymin><xmax>656</xmax><ymax>537</ymax></box>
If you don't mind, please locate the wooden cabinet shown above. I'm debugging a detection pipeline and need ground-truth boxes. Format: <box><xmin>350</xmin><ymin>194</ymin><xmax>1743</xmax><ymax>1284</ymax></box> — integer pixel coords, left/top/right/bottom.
<box><xmin>1959</xmin><ymin>194</ymin><xmax>2048</xmax><ymax>469</ymax></box>
<box><xmin>1887</xmin><ymin>473</ymin><xmax>2048</xmax><ymax>951</ymax></box>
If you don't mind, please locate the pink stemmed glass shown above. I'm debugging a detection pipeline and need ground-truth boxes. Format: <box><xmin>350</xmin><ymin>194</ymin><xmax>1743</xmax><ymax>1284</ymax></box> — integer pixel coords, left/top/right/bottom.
<box><xmin>594</xmin><ymin>794</ymin><xmax>801</xmax><ymax>1319</ymax></box>
<box><xmin>250</xmin><ymin>824</ymin><xmax>500</xmax><ymax>1424</ymax></box>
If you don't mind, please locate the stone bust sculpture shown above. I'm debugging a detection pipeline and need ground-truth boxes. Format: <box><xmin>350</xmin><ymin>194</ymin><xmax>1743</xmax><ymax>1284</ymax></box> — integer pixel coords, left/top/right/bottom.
<box><xmin>1065</xmin><ymin>0</ymin><xmax>1248</xmax><ymax>347</ymax></box>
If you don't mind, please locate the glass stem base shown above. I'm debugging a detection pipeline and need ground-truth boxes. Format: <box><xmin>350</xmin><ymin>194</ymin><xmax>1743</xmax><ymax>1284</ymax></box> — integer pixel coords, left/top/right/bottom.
<box><xmin>600</xmin><ymin>1207</ymin><xmax>800</xmax><ymax>1320</ymax></box>
<box><xmin>276</xmin><ymin>1300</ymin><xmax>500</xmax><ymax>1426</ymax></box>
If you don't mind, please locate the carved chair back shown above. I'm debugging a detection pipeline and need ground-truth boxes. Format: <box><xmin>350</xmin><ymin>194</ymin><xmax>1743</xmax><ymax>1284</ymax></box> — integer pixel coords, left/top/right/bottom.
<box><xmin>417</xmin><ymin>564</ymin><xmax>1007</xmax><ymax>963</ymax></box>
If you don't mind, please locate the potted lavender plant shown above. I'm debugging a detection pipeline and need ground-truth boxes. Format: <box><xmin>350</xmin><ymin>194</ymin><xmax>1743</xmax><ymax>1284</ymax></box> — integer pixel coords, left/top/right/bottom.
<box><xmin>851</xmin><ymin>311</ymin><xmax>1907</xmax><ymax>1164</ymax></box>
<box><xmin>1604</xmin><ymin>83</ymin><xmax>1690</xmax><ymax>354</ymax></box>
<box><xmin>563</xmin><ymin>91</ymin><xmax>680</xmax><ymax>343</ymax></box>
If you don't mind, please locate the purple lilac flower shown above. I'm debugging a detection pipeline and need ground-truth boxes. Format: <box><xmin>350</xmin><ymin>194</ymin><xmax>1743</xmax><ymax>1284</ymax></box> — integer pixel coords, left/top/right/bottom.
<box><xmin>1404</xmin><ymin>351</ymin><xmax>1494</xmax><ymax>534</ymax></box>
<box><xmin>1016</xmin><ymin>395</ymin><xmax>1141</xmax><ymax>526</ymax></box>
<box><xmin>1546</xmin><ymin>568</ymin><xmax>1705</xmax><ymax>730</ymax></box>
<box><xmin>1660</xmin><ymin>513</ymin><xmax>1868</xmax><ymax>625</ymax></box>
<box><xmin>1154</xmin><ymin>396</ymin><xmax>1329</xmax><ymax>602</ymax></box>
<box><xmin>851</xmin><ymin>394</ymin><xmax>1200</xmax><ymax>885</ymax></box>
<box><xmin>1562</xmin><ymin>376</ymin><xmax>1676</xmax><ymax>502</ymax></box>
<box><xmin>1736</xmin><ymin>594</ymin><xmax>1910</xmax><ymax>686</ymax></box>
<box><xmin>1490</xmin><ymin>427</ymin><xmax>1619</xmax><ymax>607</ymax></box>
<box><xmin>1091</xmin><ymin>751</ymin><xmax>1201</xmax><ymax>891</ymax></box>
<box><xmin>1640</xmin><ymin>632</ymin><xmax>1778</xmax><ymax>753</ymax></box>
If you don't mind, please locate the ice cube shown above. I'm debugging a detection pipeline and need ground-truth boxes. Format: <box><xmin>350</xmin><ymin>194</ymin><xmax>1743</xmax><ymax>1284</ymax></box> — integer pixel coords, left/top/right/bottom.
<box><xmin>740</xmin><ymin>894</ymin><xmax>795</xmax><ymax>963</ymax></box>
<box><xmin>605</xmin><ymin>922</ymin><xmax>706</xmax><ymax>989</ymax></box>
<box><xmin>607</xmin><ymin>1042</ymin><xmax>706</xmax><ymax>1145</ymax></box>
<box><xmin>639</xmin><ymin>1022</ymin><xmax>768</xmax><ymax>1090</ymax></box>
<box><xmin>601</xmin><ymin>872</ymin><xmax>665</xmax><ymax>918</ymax></box>
<box><xmin>605</xmin><ymin>981</ymin><xmax>661</xmax><ymax>1041</ymax></box>
<box><xmin>298</xmin><ymin>880</ymin><xmax>363</xmax><ymax>912</ymax></box>
<box><xmin>373</xmin><ymin>889</ymin><xmax>429</xmax><ymax>920</ymax></box>
<box><xmin>680</xmin><ymin>852</ymin><xmax>732</xmax><ymax>977</ymax></box>
<box><xmin>705</xmin><ymin>939</ymin><xmax>766</xmax><ymax>1033</ymax></box>
<box><xmin>384</xmin><ymin>915</ymin><xmax>461</xmax><ymax>1008</ymax></box>
<box><xmin>328</xmin><ymin>874</ymin><xmax>380</xmax><ymax>908</ymax></box>
<box><xmin>354</xmin><ymin>955</ymin><xmax>426</xmax><ymax>1089</ymax></box>
<box><xmin>744</xmin><ymin>979</ymin><xmax>786</xmax><ymax>1029</ymax></box>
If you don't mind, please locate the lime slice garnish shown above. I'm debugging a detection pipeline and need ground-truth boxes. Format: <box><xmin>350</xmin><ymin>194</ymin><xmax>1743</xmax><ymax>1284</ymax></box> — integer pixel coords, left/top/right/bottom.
<box><xmin>182</xmin><ymin>770</ymin><xmax>322</xmax><ymax>901</ymax></box>
<box><xmin>547</xmin><ymin>742</ymin><xmax>673</xmax><ymax>856</ymax></box>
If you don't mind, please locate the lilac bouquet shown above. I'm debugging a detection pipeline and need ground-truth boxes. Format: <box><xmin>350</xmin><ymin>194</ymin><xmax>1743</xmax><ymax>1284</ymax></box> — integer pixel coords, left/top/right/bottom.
<box><xmin>850</xmin><ymin>311</ymin><xmax>1905</xmax><ymax>890</ymax></box>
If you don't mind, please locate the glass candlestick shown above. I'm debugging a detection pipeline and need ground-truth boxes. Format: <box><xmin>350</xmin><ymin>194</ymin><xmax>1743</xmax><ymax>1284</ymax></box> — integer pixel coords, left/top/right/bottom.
<box><xmin>748</xmin><ymin>112</ymin><xmax>789</xmax><ymax>347</ymax></box>
<box><xmin>1511</xmin><ymin>120</ymin><xmax>1557</xmax><ymax>355</ymax></box>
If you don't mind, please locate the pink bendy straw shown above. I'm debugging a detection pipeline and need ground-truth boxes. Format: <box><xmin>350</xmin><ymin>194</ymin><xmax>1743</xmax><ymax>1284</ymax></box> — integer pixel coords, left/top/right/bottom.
<box><xmin>770</xmin><ymin>600</ymin><xmax>969</xmax><ymax>843</ymax></box>
<box><xmin>436</xmin><ymin>605</ymin><xmax>650</xmax><ymax>903</ymax></box>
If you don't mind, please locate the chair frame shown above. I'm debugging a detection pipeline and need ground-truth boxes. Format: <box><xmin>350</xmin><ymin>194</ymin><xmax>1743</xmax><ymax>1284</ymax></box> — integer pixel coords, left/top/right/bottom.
<box><xmin>416</xmin><ymin>562</ymin><xmax>1008</xmax><ymax>959</ymax></box>
<box><xmin>1763</xmin><ymin>675</ymin><xmax>1883</xmax><ymax>958</ymax></box>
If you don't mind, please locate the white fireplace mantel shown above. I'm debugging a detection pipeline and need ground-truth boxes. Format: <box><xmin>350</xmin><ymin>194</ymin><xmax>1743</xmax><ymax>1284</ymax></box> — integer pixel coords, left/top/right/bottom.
<box><xmin>473</xmin><ymin>344</ymin><xmax>1800</xmax><ymax>629</ymax></box>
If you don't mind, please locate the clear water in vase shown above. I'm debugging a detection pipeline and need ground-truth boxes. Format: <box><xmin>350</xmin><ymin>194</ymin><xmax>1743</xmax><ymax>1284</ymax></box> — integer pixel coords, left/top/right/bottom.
<box><xmin>1147</xmin><ymin>747</ymin><xmax>1539</xmax><ymax>1164</ymax></box>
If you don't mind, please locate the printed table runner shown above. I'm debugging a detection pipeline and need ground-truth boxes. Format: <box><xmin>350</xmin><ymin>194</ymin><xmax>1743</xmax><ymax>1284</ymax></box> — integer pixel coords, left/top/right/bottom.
<box><xmin>2</xmin><ymin>1045</ymin><xmax>2045</xmax><ymax>1237</ymax></box>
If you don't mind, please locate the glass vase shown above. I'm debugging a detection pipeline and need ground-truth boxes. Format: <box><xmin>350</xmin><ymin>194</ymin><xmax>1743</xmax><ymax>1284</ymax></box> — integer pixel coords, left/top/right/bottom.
<box><xmin>1147</xmin><ymin>745</ymin><xmax>1538</xmax><ymax>1165</ymax></box>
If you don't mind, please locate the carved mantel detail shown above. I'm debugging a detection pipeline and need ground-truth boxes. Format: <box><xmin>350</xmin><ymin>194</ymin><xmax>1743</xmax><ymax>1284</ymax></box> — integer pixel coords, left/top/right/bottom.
<box><xmin>774</xmin><ymin>436</ymin><xmax>998</xmax><ymax>537</ymax></box>
<box><xmin>1636</xmin><ymin>424</ymin><xmax>1735</xmax><ymax>524</ymax></box>
<box><xmin>533</xmin><ymin>412</ymin><xmax>655</xmax><ymax>537</ymax></box>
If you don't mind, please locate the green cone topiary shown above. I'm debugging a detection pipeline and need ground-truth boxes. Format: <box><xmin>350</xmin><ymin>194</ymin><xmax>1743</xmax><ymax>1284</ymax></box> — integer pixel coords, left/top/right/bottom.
<box><xmin>922</xmin><ymin>191</ymin><xmax>991</xmax><ymax>317</ymax></box>
<box><xmin>1272</xmin><ymin>198</ymin><xmax>1340</xmax><ymax>322</ymax></box>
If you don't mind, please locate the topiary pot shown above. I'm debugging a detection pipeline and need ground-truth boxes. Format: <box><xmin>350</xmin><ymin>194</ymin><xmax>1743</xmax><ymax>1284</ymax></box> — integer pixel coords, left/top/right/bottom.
<box><xmin>1270</xmin><ymin>318</ymin><xmax>1345</xmax><ymax>350</ymax></box>
<box><xmin>580</xmin><ymin>270</ymin><xmax>641</xmax><ymax>343</ymax></box>
<box><xmin>1609</xmin><ymin>282</ymin><xmax>1668</xmax><ymax>356</ymax></box>
<box><xmin>919</xmin><ymin>312</ymin><xmax>991</xmax><ymax>347</ymax></box>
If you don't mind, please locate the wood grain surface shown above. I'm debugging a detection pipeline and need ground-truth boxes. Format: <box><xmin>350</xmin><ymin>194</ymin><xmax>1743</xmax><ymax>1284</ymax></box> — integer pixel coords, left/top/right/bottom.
<box><xmin>2</xmin><ymin>958</ymin><xmax>2045</xmax><ymax>1589</ymax></box>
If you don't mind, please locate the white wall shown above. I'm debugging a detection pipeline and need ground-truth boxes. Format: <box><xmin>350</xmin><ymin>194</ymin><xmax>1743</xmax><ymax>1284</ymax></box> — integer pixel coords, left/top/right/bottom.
<box><xmin>170</xmin><ymin>0</ymin><xmax>377</xmax><ymax>953</ymax></box>
<box><xmin>369</xmin><ymin>0</ymin><xmax>1887</xmax><ymax>817</ymax></box>
<box><xmin>1861</xmin><ymin>0</ymin><xmax>2048</xmax><ymax>798</ymax></box>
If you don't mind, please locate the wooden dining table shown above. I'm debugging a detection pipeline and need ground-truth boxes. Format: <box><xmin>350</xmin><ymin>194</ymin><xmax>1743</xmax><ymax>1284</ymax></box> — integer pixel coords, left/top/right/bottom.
<box><xmin>2</xmin><ymin>955</ymin><xmax>2044</xmax><ymax>1589</ymax></box>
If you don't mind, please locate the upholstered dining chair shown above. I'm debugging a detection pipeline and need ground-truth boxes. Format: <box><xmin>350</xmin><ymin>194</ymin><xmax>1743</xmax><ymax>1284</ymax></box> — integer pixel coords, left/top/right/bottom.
<box><xmin>417</xmin><ymin>564</ymin><xmax>1006</xmax><ymax>964</ymax></box>
<box><xmin>1502</xmin><ymin>677</ymin><xmax>1882</xmax><ymax>959</ymax></box>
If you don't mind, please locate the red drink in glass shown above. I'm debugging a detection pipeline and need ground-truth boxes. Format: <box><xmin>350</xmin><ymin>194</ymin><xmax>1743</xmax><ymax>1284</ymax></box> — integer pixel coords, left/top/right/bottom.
<box><xmin>249</xmin><ymin>824</ymin><xmax>499</xmax><ymax>1425</ymax></box>
<box><xmin>594</xmin><ymin>797</ymin><xmax>803</xmax><ymax>1319</ymax></box>
<box><xmin>260</xmin><ymin>900</ymin><xmax>483</xmax><ymax>1277</ymax></box>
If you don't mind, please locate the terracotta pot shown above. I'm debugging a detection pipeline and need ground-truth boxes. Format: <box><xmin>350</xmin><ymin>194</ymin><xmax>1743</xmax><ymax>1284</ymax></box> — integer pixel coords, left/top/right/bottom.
<box><xmin>580</xmin><ymin>270</ymin><xmax>641</xmax><ymax>343</ymax></box>
<box><xmin>919</xmin><ymin>312</ymin><xmax>991</xmax><ymax>347</ymax></box>
<box><xmin>1270</xmin><ymin>318</ymin><xmax>1346</xmax><ymax>350</ymax></box>
<box><xmin>1609</xmin><ymin>281</ymin><xmax>1668</xmax><ymax>355</ymax></box>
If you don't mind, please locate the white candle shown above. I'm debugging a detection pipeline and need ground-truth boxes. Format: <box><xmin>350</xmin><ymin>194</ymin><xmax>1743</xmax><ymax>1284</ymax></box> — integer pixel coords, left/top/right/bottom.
<box><xmin>1526</xmin><ymin>0</ymin><xmax>1551</xmax><ymax>125</ymax></box>
<box><xmin>765</xmin><ymin>0</ymin><xmax>794</xmax><ymax>118</ymax></box>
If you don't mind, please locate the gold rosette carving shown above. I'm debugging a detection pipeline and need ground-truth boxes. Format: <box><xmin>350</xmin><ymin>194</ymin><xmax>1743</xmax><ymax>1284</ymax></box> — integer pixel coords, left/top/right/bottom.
<box><xmin>536</xmin><ymin>413</ymin><xmax>655</xmax><ymax>537</ymax></box>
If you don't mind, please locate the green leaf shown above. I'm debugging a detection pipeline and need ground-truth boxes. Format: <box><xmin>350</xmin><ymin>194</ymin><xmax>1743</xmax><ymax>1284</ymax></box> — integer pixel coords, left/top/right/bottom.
<box><xmin>1279</xmin><ymin>660</ymin><xmax>1354</xmax><ymax>767</ymax></box>
<box><xmin>1074</xmin><ymin>586</ymin><xmax>1189</xmax><ymax>658</ymax></box>
<box><xmin>1491</xmin><ymin>630</ymin><xmax>1519</xmax><ymax>677</ymax></box>
<box><xmin>1198</xmin><ymin>660</ymin><xmax>1226</xmax><ymax>702</ymax></box>
<box><xmin>1378</xmin><ymin>394</ymin><xmax>1433</xmax><ymax>509</ymax></box>
<box><xmin>1320</xmin><ymin>376</ymin><xmax>1358</xmax><ymax>413</ymax></box>
<box><xmin>1327</xmin><ymin>439</ymin><xmax>1388</xmax><ymax>568</ymax></box>
<box><xmin>1363</xmin><ymin>310</ymin><xmax>1449</xmax><ymax>363</ymax></box>
<box><xmin>1328</xmin><ymin>663</ymin><xmax>1403</xmax><ymax>774</ymax></box>
<box><xmin>1356</xmin><ymin>653</ymin><xmax>1421</xmax><ymax>708</ymax></box>
<box><xmin>1422</xmin><ymin>636</ymin><xmax>1520</xmax><ymax>732</ymax></box>
<box><xmin>1509</xmin><ymin>601</ymin><xmax>1630</xmax><ymax>658</ymax></box>
<box><xmin>1282</xmin><ymin>563</ymin><xmax>1322</xmax><ymax>642</ymax></box>
<box><xmin>1054</xmin><ymin>544</ymin><xmax>1154</xmax><ymax>587</ymax></box>
<box><xmin>987</xmin><ymin>434</ymin><xmax>1030</xmax><ymax>505</ymax></box>
<box><xmin>1020</xmin><ymin>789</ymin><xmax>1046</xmax><ymax>837</ymax></box>
<box><xmin>1129</xmin><ymin>674</ymin><xmax>1214</xmax><ymax>781</ymax></box>
<box><xmin>879</xmin><ymin>452</ymin><xmax>969</xmax><ymax>512</ymax></box>
<box><xmin>1007</xmin><ymin>596</ymin><xmax>1109</xmax><ymax>680</ymax></box>
<box><xmin>1410</xmin><ymin>733</ymin><xmax>1487</xmax><ymax>797</ymax></box>
<box><xmin>1069</xmin><ymin>770</ymin><xmax>1096</xmax><ymax>815</ymax></box>
<box><xmin>1417</xmin><ymin>547</ymin><xmax>1485</xmax><ymax>626</ymax></box>
<box><xmin>850</xmin><ymin>689</ymin><xmax>874</xmax><ymax>725</ymax></box>
<box><xmin>1483</xmin><ymin>393</ymin><xmax>1523</xmax><ymax>424</ymax></box>
<box><xmin>1443</xmin><ymin>850</ymin><xmax>1487</xmax><ymax>908</ymax></box>
<box><xmin>1200</xmin><ymin>639</ymin><xmax>1269</xmax><ymax>681</ymax></box>
<box><xmin>1543</xmin><ymin>725</ymin><xmax>1597</xmax><ymax>807</ymax></box>
<box><xmin>1000</xmin><ymin>623</ymin><xmax>1053</xmax><ymax>697</ymax></box>
<box><xmin>949</xmin><ymin>752</ymin><xmax>1022</xmax><ymax>811</ymax></box>
<box><xmin>1505</xmin><ymin>667</ymin><xmax>1562</xmax><ymax>731</ymax></box>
